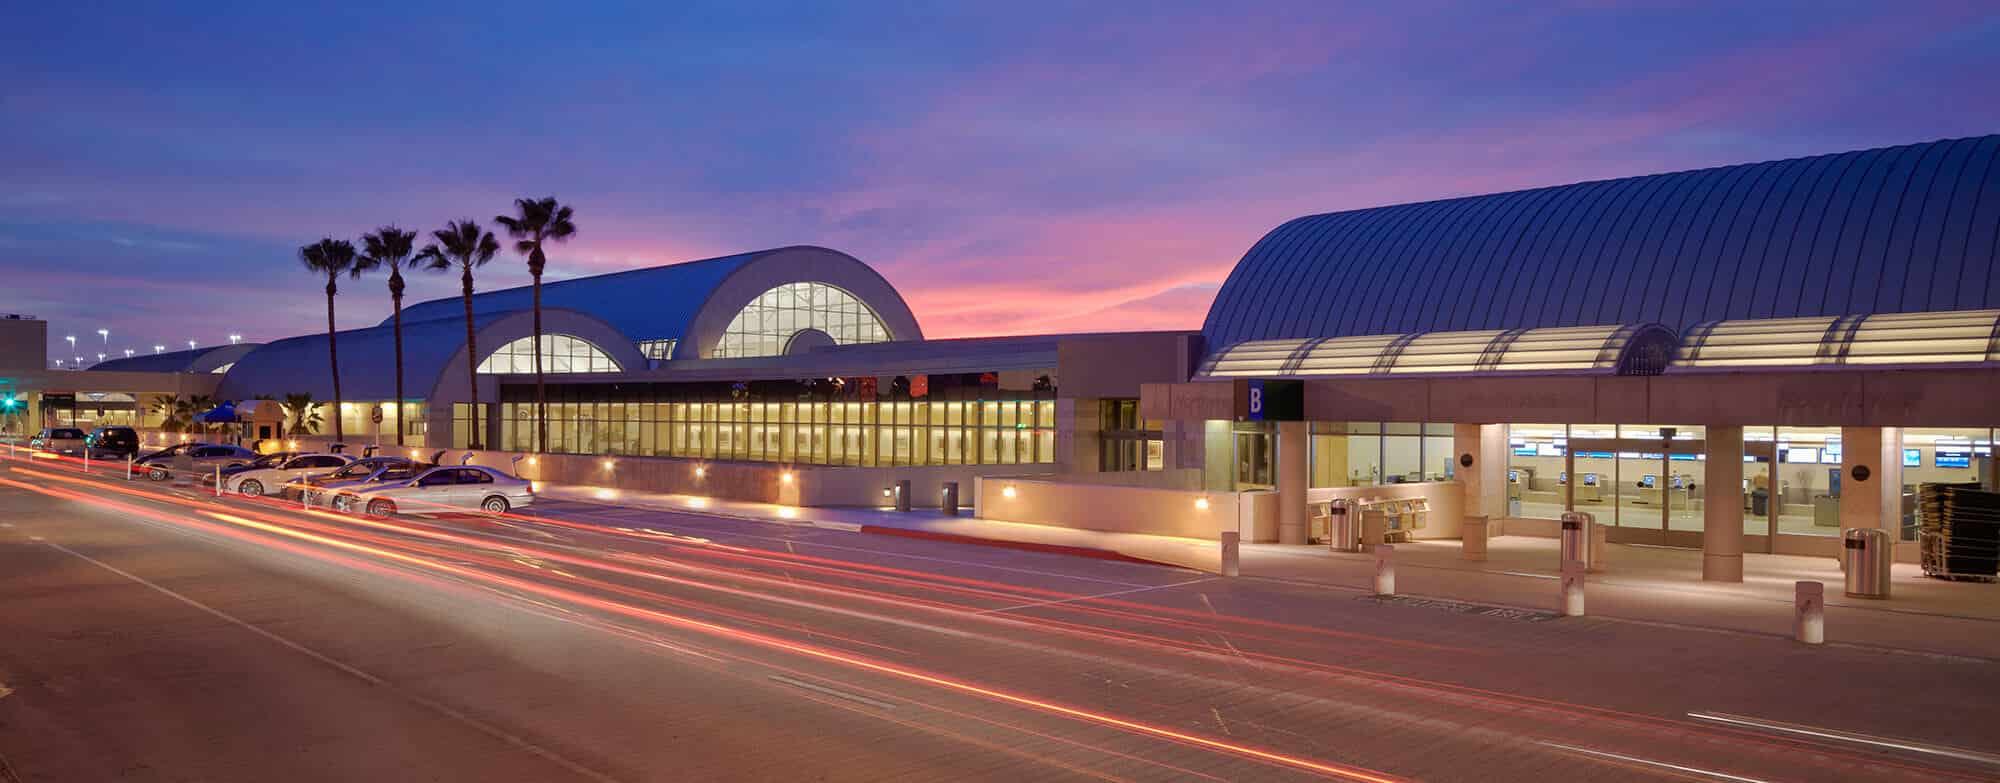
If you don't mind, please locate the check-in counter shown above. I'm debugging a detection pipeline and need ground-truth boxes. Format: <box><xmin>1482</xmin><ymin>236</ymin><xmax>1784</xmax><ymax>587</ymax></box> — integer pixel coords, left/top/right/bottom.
<box><xmin>1576</xmin><ymin>483</ymin><xmax>1604</xmax><ymax>503</ymax></box>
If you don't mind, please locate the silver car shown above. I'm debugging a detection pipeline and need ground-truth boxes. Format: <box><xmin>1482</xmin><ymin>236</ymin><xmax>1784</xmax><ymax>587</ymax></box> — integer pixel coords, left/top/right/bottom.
<box><xmin>222</xmin><ymin>452</ymin><xmax>354</xmax><ymax>497</ymax></box>
<box><xmin>29</xmin><ymin>427</ymin><xmax>88</xmax><ymax>457</ymax></box>
<box><xmin>304</xmin><ymin>457</ymin><xmax>423</xmax><ymax>510</ymax></box>
<box><xmin>135</xmin><ymin>442</ymin><xmax>258</xmax><ymax>481</ymax></box>
<box><xmin>346</xmin><ymin>465</ymin><xmax>535</xmax><ymax>517</ymax></box>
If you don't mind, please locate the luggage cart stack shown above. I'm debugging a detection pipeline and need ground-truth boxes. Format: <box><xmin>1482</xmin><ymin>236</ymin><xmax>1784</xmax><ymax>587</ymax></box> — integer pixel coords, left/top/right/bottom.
<box><xmin>1917</xmin><ymin>483</ymin><xmax>2000</xmax><ymax>582</ymax></box>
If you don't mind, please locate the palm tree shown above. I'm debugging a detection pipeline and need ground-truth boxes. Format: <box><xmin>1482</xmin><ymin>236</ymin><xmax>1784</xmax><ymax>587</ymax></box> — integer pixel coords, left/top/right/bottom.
<box><xmin>415</xmin><ymin>220</ymin><xmax>500</xmax><ymax>449</ymax></box>
<box><xmin>151</xmin><ymin>394</ymin><xmax>187</xmax><ymax>434</ymax></box>
<box><xmin>495</xmin><ymin>197</ymin><xmax>577</xmax><ymax>454</ymax></box>
<box><xmin>185</xmin><ymin>394</ymin><xmax>216</xmax><ymax>439</ymax></box>
<box><xmin>300</xmin><ymin>238</ymin><xmax>357</xmax><ymax>443</ymax></box>
<box><xmin>356</xmin><ymin>226</ymin><xmax>419</xmax><ymax>446</ymax></box>
<box><xmin>282</xmin><ymin>393</ymin><xmax>322</xmax><ymax>436</ymax></box>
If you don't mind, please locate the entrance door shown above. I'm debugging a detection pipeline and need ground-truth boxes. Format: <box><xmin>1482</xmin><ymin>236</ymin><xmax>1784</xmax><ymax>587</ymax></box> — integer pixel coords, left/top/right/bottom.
<box><xmin>1566</xmin><ymin>436</ymin><xmax>1709</xmax><ymax>547</ymax></box>
<box><xmin>1234</xmin><ymin>428</ymin><xmax>1273</xmax><ymax>488</ymax></box>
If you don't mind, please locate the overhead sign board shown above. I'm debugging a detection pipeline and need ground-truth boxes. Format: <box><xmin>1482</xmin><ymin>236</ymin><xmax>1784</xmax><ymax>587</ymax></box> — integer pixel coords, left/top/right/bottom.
<box><xmin>1237</xmin><ymin>379</ymin><xmax>1302</xmax><ymax>421</ymax></box>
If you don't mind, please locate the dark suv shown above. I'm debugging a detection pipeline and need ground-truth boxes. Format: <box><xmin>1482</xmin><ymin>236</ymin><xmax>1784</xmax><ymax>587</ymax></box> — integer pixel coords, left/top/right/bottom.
<box><xmin>86</xmin><ymin>426</ymin><xmax>141</xmax><ymax>459</ymax></box>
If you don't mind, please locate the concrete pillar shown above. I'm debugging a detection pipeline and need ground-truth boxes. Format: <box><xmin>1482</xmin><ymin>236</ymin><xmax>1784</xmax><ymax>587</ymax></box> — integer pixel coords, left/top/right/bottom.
<box><xmin>1277</xmin><ymin>420</ymin><xmax>1308</xmax><ymax>544</ymax></box>
<box><xmin>1840</xmin><ymin>426</ymin><xmax>1885</xmax><ymax>533</ymax></box>
<box><xmin>1703</xmin><ymin>425</ymin><xmax>1745</xmax><ymax>582</ymax></box>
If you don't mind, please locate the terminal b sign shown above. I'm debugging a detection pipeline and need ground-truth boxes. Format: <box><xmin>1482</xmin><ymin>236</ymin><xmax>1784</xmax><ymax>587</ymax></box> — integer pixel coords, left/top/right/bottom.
<box><xmin>1238</xmin><ymin>379</ymin><xmax>1303</xmax><ymax>421</ymax></box>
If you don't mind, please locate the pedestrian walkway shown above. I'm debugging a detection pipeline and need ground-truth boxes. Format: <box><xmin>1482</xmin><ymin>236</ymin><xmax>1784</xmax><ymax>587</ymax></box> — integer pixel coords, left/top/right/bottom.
<box><xmin>533</xmin><ymin>483</ymin><xmax>2000</xmax><ymax>660</ymax></box>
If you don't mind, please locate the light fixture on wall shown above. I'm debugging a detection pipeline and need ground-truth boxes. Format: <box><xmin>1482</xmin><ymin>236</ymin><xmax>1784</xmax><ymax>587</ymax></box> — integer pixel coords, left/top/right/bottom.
<box><xmin>694</xmin><ymin>466</ymin><xmax>705</xmax><ymax>478</ymax></box>
<box><xmin>781</xmin><ymin>471</ymin><xmax>794</xmax><ymax>484</ymax></box>
<box><xmin>1002</xmin><ymin>485</ymin><xmax>1017</xmax><ymax>499</ymax></box>
<box><xmin>1194</xmin><ymin>496</ymin><xmax>1211</xmax><ymax>511</ymax></box>
<box><xmin>601</xmin><ymin>459</ymin><xmax>614</xmax><ymax>470</ymax></box>
<box><xmin>527</xmin><ymin>456</ymin><xmax>538</xmax><ymax>465</ymax></box>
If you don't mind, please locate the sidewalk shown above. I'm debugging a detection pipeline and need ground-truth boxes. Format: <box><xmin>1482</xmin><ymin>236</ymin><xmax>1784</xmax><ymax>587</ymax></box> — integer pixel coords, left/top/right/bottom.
<box><xmin>534</xmin><ymin>483</ymin><xmax>2000</xmax><ymax>660</ymax></box>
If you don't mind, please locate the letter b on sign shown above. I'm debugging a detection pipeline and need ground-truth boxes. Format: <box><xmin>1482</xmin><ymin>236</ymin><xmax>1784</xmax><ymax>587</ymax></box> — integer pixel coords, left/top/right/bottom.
<box><xmin>1247</xmin><ymin>381</ymin><xmax>1264</xmax><ymax>421</ymax></box>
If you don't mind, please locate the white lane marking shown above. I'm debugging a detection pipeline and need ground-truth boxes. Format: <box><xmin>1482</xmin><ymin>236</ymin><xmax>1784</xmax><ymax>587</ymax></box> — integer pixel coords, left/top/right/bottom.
<box><xmin>36</xmin><ymin>539</ymin><xmax>625</xmax><ymax>783</ymax></box>
<box><xmin>975</xmin><ymin>577</ymin><xmax>1218</xmax><ymax>616</ymax></box>
<box><xmin>1688</xmin><ymin>711</ymin><xmax>2000</xmax><ymax>767</ymax></box>
<box><xmin>1536</xmin><ymin>741</ymin><xmax>1772</xmax><ymax>782</ymax></box>
<box><xmin>1501</xmin><ymin>571</ymin><xmax>1559</xmax><ymax>580</ymax></box>
<box><xmin>767</xmin><ymin>674</ymin><xmax>898</xmax><ymax>711</ymax></box>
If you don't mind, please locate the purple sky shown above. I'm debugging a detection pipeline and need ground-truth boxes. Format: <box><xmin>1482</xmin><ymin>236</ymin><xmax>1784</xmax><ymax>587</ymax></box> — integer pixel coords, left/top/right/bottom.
<box><xmin>4</xmin><ymin>2</ymin><xmax>1997</xmax><ymax>363</ymax></box>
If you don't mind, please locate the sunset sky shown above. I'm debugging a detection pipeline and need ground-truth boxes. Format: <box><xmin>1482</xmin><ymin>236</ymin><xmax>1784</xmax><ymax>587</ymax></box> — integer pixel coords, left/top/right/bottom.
<box><xmin>4</xmin><ymin>1</ymin><xmax>1997</xmax><ymax>361</ymax></box>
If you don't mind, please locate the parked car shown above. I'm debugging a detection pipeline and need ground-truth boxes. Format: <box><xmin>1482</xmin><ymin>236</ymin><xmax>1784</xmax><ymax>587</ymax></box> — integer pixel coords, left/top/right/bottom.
<box><xmin>85</xmin><ymin>426</ymin><xmax>141</xmax><ymax>459</ymax></box>
<box><xmin>135</xmin><ymin>443</ymin><xmax>258</xmax><ymax>481</ymax></box>
<box><xmin>28</xmin><ymin>427</ymin><xmax>88</xmax><ymax>457</ymax></box>
<box><xmin>221</xmin><ymin>452</ymin><xmax>354</xmax><ymax>498</ymax></box>
<box><xmin>345</xmin><ymin>465</ymin><xmax>534</xmax><ymax>518</ymax></box>
<box><xmin>302</xmin><ymin>457</ymin><xmax>423</xmax><ymax>509</ymax></box>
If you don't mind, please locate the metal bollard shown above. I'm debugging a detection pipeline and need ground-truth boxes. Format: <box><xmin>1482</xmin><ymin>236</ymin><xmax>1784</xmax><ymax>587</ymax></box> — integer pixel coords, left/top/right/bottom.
<box><xmin>1373</xmin><ymin>544</ymin><xmax>1396</xmax><ymax>595</ymax></box>
<box><xmin>1795</xmin><ymin>581</ymin><xmax>1825</xmax><ymax>644</ymax></box>
<box><xmin>1561</xmin><ymin>558</ymin><xmax>1586</xmax><ymax>616</ymax></box>
<box><xmin>1220</xmin><ymin>531</ymin><xmax>1241</xmax><ymax>577</ymax></box>
<box><xmin>126</xmin><ymin>455</ymin><xmax>134</xmax><ymax>480</ymax></box>
<box><xmin>83</xmin><ymin>450</ymin><xmax>90</xmax><ymax>473</ymax></box>
<box><xmin>214</xmin><ymin>465</ymin><xmax>223</xmax><ymax>497</ymax></box>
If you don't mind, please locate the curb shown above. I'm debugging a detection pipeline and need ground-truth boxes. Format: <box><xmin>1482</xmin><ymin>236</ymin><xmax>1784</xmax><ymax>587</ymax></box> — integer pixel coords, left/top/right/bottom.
<box><xmin>854</xmin><ymin>524</ymin><xmax>1171</xmax><ymax>567</ymax></box>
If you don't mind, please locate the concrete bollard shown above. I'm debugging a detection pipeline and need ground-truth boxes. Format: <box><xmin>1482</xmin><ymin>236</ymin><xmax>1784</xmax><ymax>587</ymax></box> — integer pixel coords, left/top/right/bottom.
<box><xmin>1374</xmin><ymin>544</ymin><xmax>1396</xmax><ymax>595</ymax></box>
<box><xmin>1561</xmin><ymin>558</ymin><xmax>1586</xmax><ymax>617</ymax></box>
<box><xmin>214</xmin><ymin>465</ymin><xmax>223</xmax><ymax>497</ymax></box>
<box><xmin>1795</xmin><ymin>581</ymin><xmax>1825</xmax><ymax>645</ymax></box>
<box><xmin>1220</xmin><ymin>531</ymin><xmax>1241</xmax><ymax>577</ymax></box>
<box><xmin>126</xmin><ymin>455</ymin><xmax>134</xmax><ymax>481</ymax></box>
<box><xmin>82</xmin><ymin>450</ymin><xmax>89</xmax><ymax>473</ymax></box>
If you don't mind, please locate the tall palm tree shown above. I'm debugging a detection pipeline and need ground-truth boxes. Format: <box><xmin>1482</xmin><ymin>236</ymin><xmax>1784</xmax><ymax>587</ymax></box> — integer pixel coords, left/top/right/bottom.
<box><xmin>495</xmin><ymin>197</ymin><xmax>577</xmax><ymax>454</ymax></box>
<box><xmin>299</xmin><ymin>238</ymin><xmax>357</xmax><ymax>443</ymax></box>
<box><xmin>415</xmin><ymin>220</ymin><xmax>500</xmax><ymax>449</ymax></box>
<box><xmin>356</xmin><ymin>226</ymin><xmax>419</xmax><ymax>446</ymax></box>
<box><xmin>281</xmin><ymin>392</ymin><xmax>322</xmax><ymax>436</ymax></box>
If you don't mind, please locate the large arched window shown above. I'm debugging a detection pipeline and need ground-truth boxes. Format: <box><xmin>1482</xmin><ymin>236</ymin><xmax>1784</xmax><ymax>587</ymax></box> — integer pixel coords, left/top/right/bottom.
<box><xmin>711</xmin><ymin>281</ymin><xmax>891</xmax><ymax>358</ymax></box>
<box><xmin>477</xmin><ymin>334</ymin><xmax>622</xmax><ymax>374</ymax></box>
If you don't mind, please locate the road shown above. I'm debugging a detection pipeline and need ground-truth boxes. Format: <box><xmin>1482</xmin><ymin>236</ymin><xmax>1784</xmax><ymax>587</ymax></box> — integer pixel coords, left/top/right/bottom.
<box><xmin>1</xmin><ymin>454</ymin><xmax>1997</xmax><ymax>782</ymax></box>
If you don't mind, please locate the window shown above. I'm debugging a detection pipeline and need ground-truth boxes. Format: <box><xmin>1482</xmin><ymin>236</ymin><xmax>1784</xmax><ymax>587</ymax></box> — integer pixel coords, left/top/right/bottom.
<box><xmin>477</xmin><ymin>334</ymin><xmax>621</xmax><ymax>374</ymax></box>
<box><xmin>1099</xmin><ymin>399</ymin><xmax>1162</xmax><ymax>471</ymax></box>
<box><xmin>457</xmin><ymin>469</ymin><xmax>495</xmax><ymax>484</ymax></box>
<box><xmin>418</xmin><ymin>470</ymin><xmax>455</xmax><ymax>486</ymax></box>
<box><xmin>711</xmin><ymin>282</ymin><xmax>891</xmax><ymax>358</ymax></box>
<box><xmin>495</xmin><ymin>375</ymin><xmax>1056</xmax><ymax>467</ymax></box>
<box><xmin>636</xmin><ymin>339</ymin><xmax>677</xmax><ymax>361</ymax></box>
<box><xmin>210</xmin><ymin>362</ymin><xmax>235</xmax><ymax>374</ymax></box>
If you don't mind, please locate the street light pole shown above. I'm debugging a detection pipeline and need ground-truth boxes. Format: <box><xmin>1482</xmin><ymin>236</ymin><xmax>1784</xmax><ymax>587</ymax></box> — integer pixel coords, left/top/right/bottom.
<box><xmin>97</xmin><ymin>328</ymin><xmax>109</xmax><ymax>346</ymax></box>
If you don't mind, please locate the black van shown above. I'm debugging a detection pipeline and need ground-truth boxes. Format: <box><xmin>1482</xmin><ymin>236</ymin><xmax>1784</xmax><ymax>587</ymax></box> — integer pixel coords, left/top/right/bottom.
<box><xmin>86</xmin><ymin>426</ymin><xmax>141</xmax><ymax>459</ymax></box>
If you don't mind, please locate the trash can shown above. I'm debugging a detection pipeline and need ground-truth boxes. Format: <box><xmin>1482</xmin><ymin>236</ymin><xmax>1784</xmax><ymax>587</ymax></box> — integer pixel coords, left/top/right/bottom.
<box><xmin>1561</xmin><ymin>511</ymin><xmax>1596</xmax><ymax>569</ymax></box>
<box><xmin>1842</xmin><ymin>527</ymin><xmax>1892</xmax><ymax>599</ymax></box>
<box><xmin>940</xmin><ymin>481</ymin><xmax>960</xmax><ymax>516</ymax></box>
<box><xmin>894</xmin><ymin>479</ymin><xmax>912</xmax><ymax>512</ymax></box>
<box><xmin>1750</xmin><ymin>488</ymin><xmax>1770</xmax><ymax>517</ymax></box>
<box><xmin>1327</xmin><ymin>499</ymin><xmax>1357</xmax><ymax>553</ymax></box>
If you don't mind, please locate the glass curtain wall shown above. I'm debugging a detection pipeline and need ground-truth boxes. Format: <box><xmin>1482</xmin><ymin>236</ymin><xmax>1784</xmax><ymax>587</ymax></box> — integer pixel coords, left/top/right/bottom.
<box><xmin>496</xmin><ymin>375</ymin><xmax>1056</xmax><ymax>466</ymax></box>
<box><xmin>712</xmin><ymin>282</ymin><xmax>892</xmax><ymax>358</ymax></box>
<box><xmin>1506</xmin><ymin>424</ymin><xmax>1569</xmax><ymax>520</ymax></box>
<box><xmin>1311</xmin><ymin>421</ymin><xmax>1458</xmax><ymax>488</ymax></box>
<box><xmin>477</xmin><ymin>334</ymin><xmax>621</xmax><ymax>374</ymax></box>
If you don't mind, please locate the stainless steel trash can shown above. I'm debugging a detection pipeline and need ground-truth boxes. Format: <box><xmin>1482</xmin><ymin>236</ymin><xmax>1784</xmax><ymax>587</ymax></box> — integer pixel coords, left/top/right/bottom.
<box><xmin>940</xmin><ymin>481</ymin><xmax>960</xmax><ymax>516</ymax></box>
<box><xmin>1327</xmin><ymin>499</ymin><xmax>1358</xmax><ymax>553</ymax></box>
<box><xmin>1842</xmin><ymin>527</ymin><xmax>1892</xmax><ymax>599</ymax></box>
<box><xmin>894</xmin><ymin>479</ymin><xmax>912</xmax><ymax>512</ymax></box>
<box><xmin>1560</xmin><ymin>511</ymin><xmax>1595</xmax><ymax>567</ymax></box>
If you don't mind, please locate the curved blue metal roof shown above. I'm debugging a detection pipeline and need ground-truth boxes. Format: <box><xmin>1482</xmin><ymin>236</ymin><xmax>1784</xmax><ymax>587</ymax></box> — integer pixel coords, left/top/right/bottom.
<box><xmin>1203</xmin><ymin>135</ymin><xmax>2000</xmax><ymax>348</ymax></box>
<box><xmin>216</xmin><ymin>313</ymin><xmax>511</xmax><ymax>402</ymax></box>
<box><xmin>88</xmin><ymin>342</ymin><xmax>260</xmax><ymax>373</ymax></box>
<box><xmin>393</xmin><ymin>244</ymin><xmax>874</xmax><ymax>344</ymax></box>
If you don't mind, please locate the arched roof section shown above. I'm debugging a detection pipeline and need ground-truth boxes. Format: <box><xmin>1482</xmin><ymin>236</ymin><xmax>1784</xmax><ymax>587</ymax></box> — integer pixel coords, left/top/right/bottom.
<box><xmin>391</xmin><ymin>245</ymin><xmax>921</xmax><ymax>357</ymax></box>
<box><xmin>1203</xmin><ymin>135</ymin><xmax>2000</xmax><ymax>348</ymax></box>
<box><xmin>216</xmin><ymin>309</ymin><xmax>641</xmax><ymax>402</ymax></box>
<box><xmin>88</xmin><ymin>342</ymin><xmax>262</xmax><ymax>374</ymax></box>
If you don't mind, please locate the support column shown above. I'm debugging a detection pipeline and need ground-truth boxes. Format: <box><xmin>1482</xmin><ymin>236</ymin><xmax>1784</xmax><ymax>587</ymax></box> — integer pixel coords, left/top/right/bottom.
<box><xmin>1278</xmin><ymin>420</ymin><xmax>1308</xmax><ymax>545</ymax></box>
<box><xmin>1840</xmin><ymin>426</ymin><xmax>1886</xmax><ymax>533</ymax></box>
<box><xmin>1704</xmin><ymin>425</ymin><xmax>1744</xmax><ymax>582</ymax></box>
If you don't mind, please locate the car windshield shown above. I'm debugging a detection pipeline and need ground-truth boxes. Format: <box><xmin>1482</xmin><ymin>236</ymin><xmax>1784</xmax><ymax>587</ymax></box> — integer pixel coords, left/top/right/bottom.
<box><xmin>330</xmin><ymin>462</ymin><xmax>375</xmax><ymax>479</ymax></box>
<box><xmin>377</xmin><ymin>465</ymin><xmax>419</xmax><ymax>481</ymax></box>
<box><xmin>52</xmin><ymin>429</ymin><xmax>85</xmax><ymax>439</ymax></box>
<box><xmin>249</xmin><ymin>454</ymin><xmax>288</xmax><ymax>468</ymax></box>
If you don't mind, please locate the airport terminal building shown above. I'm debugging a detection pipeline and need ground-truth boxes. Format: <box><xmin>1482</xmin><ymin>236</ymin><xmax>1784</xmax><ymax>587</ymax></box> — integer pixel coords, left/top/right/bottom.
<box><xmin>8</xmin><ymin>133</ymin><xmax>1997</xmax><ymax>581</ymax></box>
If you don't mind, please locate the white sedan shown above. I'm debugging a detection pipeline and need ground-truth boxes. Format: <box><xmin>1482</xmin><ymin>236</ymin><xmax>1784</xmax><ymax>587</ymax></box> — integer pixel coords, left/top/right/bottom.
<box><xmin>344</xmin><ymin>465</ymin><xmax>535</xmax><ymax>517</ymax></box>
<box><xmin>222</xmin><ymin>453</ymin><xmax>355</xmax><ymax>498</ymax></box>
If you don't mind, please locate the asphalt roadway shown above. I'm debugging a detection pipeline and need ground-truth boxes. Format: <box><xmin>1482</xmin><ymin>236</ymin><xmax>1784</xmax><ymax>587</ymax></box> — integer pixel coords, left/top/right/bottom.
<box><xmin>2</xmin><ymin>454</ymin><xmax>1997</xmax><ymax>782</ymax></box>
